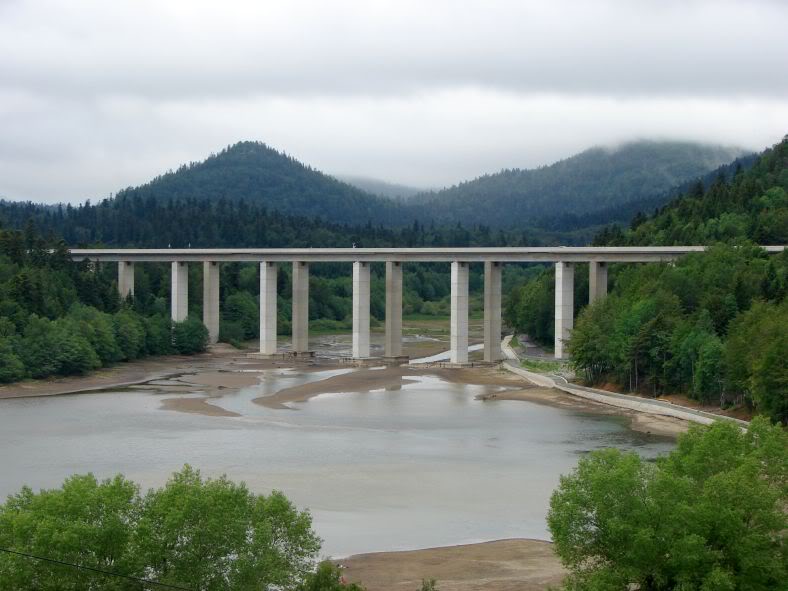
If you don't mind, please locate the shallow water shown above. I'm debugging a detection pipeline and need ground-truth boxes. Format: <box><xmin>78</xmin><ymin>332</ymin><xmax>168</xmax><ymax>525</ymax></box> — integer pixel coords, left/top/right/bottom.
<box><xmin>0</xmin><ymin>363</ymin><xmax>674</xmax><ymax>557</ymax></box>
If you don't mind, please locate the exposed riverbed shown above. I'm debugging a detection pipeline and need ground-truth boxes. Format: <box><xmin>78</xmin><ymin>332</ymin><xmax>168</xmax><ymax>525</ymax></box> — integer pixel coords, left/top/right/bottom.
<box><xmin>0</xmin><ymin>333</ymin><xmax>676</xmax><ymax>559</ymax></box>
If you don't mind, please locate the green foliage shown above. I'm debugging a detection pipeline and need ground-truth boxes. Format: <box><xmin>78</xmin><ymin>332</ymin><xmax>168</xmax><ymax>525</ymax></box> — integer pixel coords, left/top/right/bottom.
<box><xmin>223</xmin><ymin>291</ymin><xmax>259</xmax><ymax>340</ymax></box>
<box><xmin>600</xmin><ymin>137</ymin><xmax>788</xmax><ymax>247</ymax></box>
<box><xmin>171</xmin><ymin>316</ymin><xmax>209</xmax><ymax>354</ymax></box>
<box><xmin>409</xmin><ymin>141</ymin><xmax>745</xmax><ymax>229</ymax></box>
<box><xmin>297</xmin><ymin>561</ymin><xmax>366</xmax><ymax>591</ymax></box>
<box><xmin>567</xmin><ymin>246</ymin><xmax>787</xmax><ymax>414</ymax></box>
<box><xmin>0</xmin><ymin>226</ymin><xmax>207</xmax><ymax>384</ymax></box>
<box><xmin>420</xmin><ymin>578</ymin><xmax>438</xmax><ymax>591</ymax></box>
<box><xmin>562</xmin><ymin>137</ymin><xmax>788</xmax><ymax>419</ymax></box>
<box><xmin>0</xmin><ymin>466</ymin><xmax>321</xmax><ymax>590</ymax></box>
<box><xmin>725</xmin><ymin>300</ymin><xmax>788</xmax><ymax>423</ymax></box>
<box><xmin>548</xmin><ymin>418</ymin><xmax>787</xmax><ymax>591</ymax></box>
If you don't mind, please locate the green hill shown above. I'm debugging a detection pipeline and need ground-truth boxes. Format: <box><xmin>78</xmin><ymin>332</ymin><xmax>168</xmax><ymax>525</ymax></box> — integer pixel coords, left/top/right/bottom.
<box><xmin>114</xmin><ymin>141</ymin><xmax>405</xmax><ymax>226</ymax></box>
<box><xmin>103</xmin><ymin>139</ymin><xmax>744</xmax><ymax>231</ymax></box>
<box><xmin>407</xmin><ymin>141</ymin><xmax>747</xmax><ymax>228</ymax></box>
<box><xmin>595</xmin><ymin>136</ymin><xmax>787</xmax><ymax>245</ymax></box>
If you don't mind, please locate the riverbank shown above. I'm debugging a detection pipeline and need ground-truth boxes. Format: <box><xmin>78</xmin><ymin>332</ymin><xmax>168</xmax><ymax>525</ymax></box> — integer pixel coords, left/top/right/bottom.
<box><xmin>337</xmin><ymin>539</ymin><xmax>566</xmax><ymax>591</ymax></box>
<box><xmin>0</xmin><ymin>336</ymin><xmax>690</xmax><ymax>438</ymax></box>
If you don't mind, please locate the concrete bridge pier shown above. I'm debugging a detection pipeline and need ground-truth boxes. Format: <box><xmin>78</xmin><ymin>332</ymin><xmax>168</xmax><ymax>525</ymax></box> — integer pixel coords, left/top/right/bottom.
<box><xmin>554</xmin><ymin>262</ymin><xmax>574</xmax><ymax>359</ymax></box>
<box><xmin>450</xmin><ymin>261</ymin><xmax>469</xmax><ymax>364</ymax></box>
<box><xmin>292</xmin><ymin>262</ymin><xmax>310</xmax><ymax>353</ymax></box>
<box><xmin>385</xmin><ymin>262</ymin><xmax>403</xmax><ymax>359</ymax></box>
<box><xmin>118</xmin><ymin>261</ymin><xmax>134</xmax><ymax>300</ymax></box>
<box><xmin>352</xmin><ymin>262</ymin><xmax>371</xmax><ymax>358</ymax></box>
<box><xmin>484</xmin><ymin>261</ymin><xmax>503</xmax><ymax>362</ymax></box>
<box><xmin>259</xmin><ymin>262</ymin><xmax>278</xmax><ymax>355</ymax></box>
<box><xmin>203</xmin><ymin>261</ymin><xmax>220</xmax><ymax>343</ymax></box>
<box><xmin>589</xmin><ymin>261</ymin><xmax>608</xmax><ymax>304</ymax></box>
<box><xmin>171</xmin><ymin>262</ymin><xmax>189</xmax><ymax>322</ymax></box>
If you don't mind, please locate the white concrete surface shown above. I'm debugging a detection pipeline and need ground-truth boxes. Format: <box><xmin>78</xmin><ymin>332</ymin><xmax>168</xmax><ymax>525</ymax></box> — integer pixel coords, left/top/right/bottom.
<box><xmin>483</xmin><ymin>261</ymin><xmax>503</xmax><ymax>362</ymax></box>
<box><xmin>202</xmin><ymin>261</ymin><xmax>220</xmax><ymax>343</ymax></box>
<box><xmin>352</xmin><ymin>261</ymin><xmax>371</xmax><ymax>358</ymax></box>
<box><xmin>118</xmin><ymin>261</ymin><xmax>135</xmax><ymax>299</ymax></box>
<box><xmin>385</xmin><ymin>262</ymin><xmax>403</xmax><ymax>358</ymax></box>
<box><xmin>292</xmin><ymin>262</ymin><xmax>309</xmax><ymax>353</ymax></box>
<box><xmin>73</xmin><ymin>246</ymin><xmax>785</xmax><ymax>264</ymax></box>
<box><xmin>554</xmin><ymin>262</ymin><xmax>574</xmax><ymax>359</ymax></box>
<box><xmin>450</xmin><ymin>261</ymin><xmax>469</xmax><ymax>364</ymax></box>
<box><xmin>260</xmin><ymin>262</ymin><xmax>278</xmax><ymax>355</ymax></box>
<box><xmin>589</xmin><ymin>261</ymin><xmax>608</xmax><ymax>304</ymax></box>
<box><xmin>171</xmin><ymin>262</ymin><xmax>189</xmax><ymax>322</ymax></box>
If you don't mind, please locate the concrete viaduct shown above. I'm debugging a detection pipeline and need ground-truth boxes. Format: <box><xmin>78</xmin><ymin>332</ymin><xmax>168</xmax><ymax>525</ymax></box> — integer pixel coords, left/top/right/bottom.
<box><xmin>70</xmin><ymin>246</ymin><xmax>786</xmax><ymax>362</ymax></box>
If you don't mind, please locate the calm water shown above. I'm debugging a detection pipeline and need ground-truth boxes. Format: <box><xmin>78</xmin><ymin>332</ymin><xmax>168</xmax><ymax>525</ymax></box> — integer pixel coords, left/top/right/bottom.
<box><xmin>0</xmin><ymin>363</ymin><xmax>674</xmax><ymax>557</ymax></box>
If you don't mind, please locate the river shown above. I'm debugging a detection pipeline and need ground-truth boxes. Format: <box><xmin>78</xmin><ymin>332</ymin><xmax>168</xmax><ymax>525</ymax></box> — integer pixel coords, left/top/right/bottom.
<box><xmin>0</xmin><ymin>338</ymin><xmax>675</xmax><ymax>557</ymax></box>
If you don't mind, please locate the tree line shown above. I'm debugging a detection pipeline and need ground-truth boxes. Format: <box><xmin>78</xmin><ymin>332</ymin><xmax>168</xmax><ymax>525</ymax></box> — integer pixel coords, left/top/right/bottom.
<box><xmin>507</xmin><ymin>136</ymin><xmax>788</xmax><ymax>423</ymax></box>
<box><xmin>0</xmin><ymin>226</ymin><xmax>208</xmax><ymax>383</ymax></box>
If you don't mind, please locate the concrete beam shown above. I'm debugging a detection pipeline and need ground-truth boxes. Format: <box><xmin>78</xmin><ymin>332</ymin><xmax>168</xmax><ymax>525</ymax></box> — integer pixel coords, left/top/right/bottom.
<box><xmin>292</xmin><ymin>262</ymin><xmax>309</xmax><ymax>353</ymax></box>
<box><xmin>118</xmin><ymin>261</ymin><xmax>134</xmax><ymax>300</ymax></box>
<box><xmin>260</xmin><ymin>262</ymin><xmax>278</xmax><ymax>355</ymax></box>
<box><xmin>72</xmin><ymin>246</ymin><xmax>786</xmax><ymax>265</ymax></box>
<box><xmin>171</xmin><ymin>262</ymin><xmax>188</xmax><ymax>322</ymax></box>
<box><xmin>450</xmin><ymin>261</ymin><xmax>469</xmax><ymax>364</ymax></box>
<box><xmin>484</xmin><ymin>261</ymin><xmax>503</xmax><ymax>362</ymax></box>
<box><xmin>202</xmin><ymin>262</ymin><xmax>220</xmax><ymax>343</ymax></box>
<box><xmin>352</xmin><ymin>261</ymin><xmax>371</xmax><ymax>358</ymax></box>
<box><xmin>589</xmin><ymin>261</ymin><xmax>608</xmax><ymax>304</ymax></box>
<box><xmin>554</xmin><ymin>262</ymin><xmax>574</xmax><ymax>359</ymax></box>
<box><xmin>385</xmin><ymin>262</ymin><xmax>403</xmax><ymax>358</ymax></box>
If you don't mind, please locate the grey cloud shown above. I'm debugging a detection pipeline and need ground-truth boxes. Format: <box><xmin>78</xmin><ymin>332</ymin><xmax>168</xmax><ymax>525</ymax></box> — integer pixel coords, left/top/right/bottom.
<box><xmin>0</xmin><ymin>0</ymin><xmax>786</xmax><ymax>202</ymax></box>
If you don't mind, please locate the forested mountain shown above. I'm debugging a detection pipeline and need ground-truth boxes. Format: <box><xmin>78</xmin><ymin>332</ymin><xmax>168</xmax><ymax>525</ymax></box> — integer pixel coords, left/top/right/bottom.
<box><xmin>0</xmin><ymin>198</ymin><xmax>534</xmax><ymax>248</ymax></box>
<box><xmin>337</xmin><ymin>175</ymin><xmax>427</xmax><ymax>200</ymax></box>
<box><xmin>507</xmin><ymin>136</ymin><xmax>788</xmax><ymax>422</ymax></box>
<box><xmin>408</xmin><ymin>141</ymin><xmax>747</xmax><ymax>228</ymax></box>
<box><xmin>594</xmin><ymin>138</ymin><xmax>787</xmax><ymax>245</ymax></box>
<box><xmin>112</xmin><ymin>142</ymin><xmax>405</xmax><ymax>226</ymax></box>
<box><xmin>38</xmin><ymin>139</ymin><xmax>745</xmax><ymax>233</ymax></box>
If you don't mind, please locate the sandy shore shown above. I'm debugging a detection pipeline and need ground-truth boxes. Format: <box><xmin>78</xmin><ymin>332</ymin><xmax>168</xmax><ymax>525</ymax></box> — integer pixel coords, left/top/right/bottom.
<box><xmin>477</xmin><ymin>385</ymin><xmax>688</xmax><ymax>437</ymax></box>
<box><xmin>337</xmin><ymin>539</ymin><xmax>566</xmax><ymax>591</ymax></box>
<box><xmin>254</xmin><ymin>365</ymin><xmax>522</xmax><ymax>408</ymax></box>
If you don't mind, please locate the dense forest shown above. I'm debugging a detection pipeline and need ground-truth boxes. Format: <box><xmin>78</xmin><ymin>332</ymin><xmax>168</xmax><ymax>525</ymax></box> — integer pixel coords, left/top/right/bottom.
<box><xmin>507</xmin><ymin>136</ymin><xmax>788</xmax><ymax>422</ymax></box>
<box><xmin>0</xmin><ymin>226</ymin><xmax>209</xmax><ymax>383</ymax></box>
<box><xmin>9</xmin><ymin>140</ymin><xmax>742</xmax><ymax>235</ymax></box>
<box><xmin>109</xmin><ymin>142</ymin><xmax>403</xmax><ymax>226</ymax></box>
<box><xmin>407</xmin><ymin>141</ymin><xmax>746</xmax><ymax>228</ymax></box>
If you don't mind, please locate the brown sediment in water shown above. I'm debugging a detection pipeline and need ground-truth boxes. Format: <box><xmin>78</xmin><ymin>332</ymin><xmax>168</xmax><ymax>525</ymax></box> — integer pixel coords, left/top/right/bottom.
<box><xmin>176</xmin><ymin>371</ymin><xmax>262</xmax><ymax>389</ymax></box>
<box><xmin>336</xmin><ymin>538</ymin><xmax>566</xmax><ymax>591</ymax></box>
<box><xmin>253</xmin><ymin>366</ymin><xmax>419</xmax><ymax>408</ymax></box>
<box><xmin>159</xmin><ymin>395</ymin><xmax>241</xmax><ymax>417</ymax></box>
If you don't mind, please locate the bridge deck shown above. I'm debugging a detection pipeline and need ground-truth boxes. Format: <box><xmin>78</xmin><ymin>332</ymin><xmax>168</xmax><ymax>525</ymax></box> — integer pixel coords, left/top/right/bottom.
<box><xmin>69</xmin><ymin>245</ymin><xmax>785</xmax><ymax>263</ymax></box>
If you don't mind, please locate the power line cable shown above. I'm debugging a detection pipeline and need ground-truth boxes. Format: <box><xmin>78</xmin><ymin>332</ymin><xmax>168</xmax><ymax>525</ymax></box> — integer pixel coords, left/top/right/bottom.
<box><xmin>0</xmin><ymin>547</ymin><xmax>192</xmax><ymax>590</ymax></box>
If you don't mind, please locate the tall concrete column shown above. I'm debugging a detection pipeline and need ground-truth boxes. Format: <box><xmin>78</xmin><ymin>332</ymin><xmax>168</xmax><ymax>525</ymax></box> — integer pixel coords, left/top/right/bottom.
<box><xmin>385</xmin><ymin>261</ymin><xmax>403</xmax><ymax>358</ymax></box>
<box><xmin>554</xmin><ymin>262</ymin><xmax>574</xmax><ymax>359</ymax></box>
<box><xmin>203</xmin><ymin>261</ymin><xmax>220</xmax><ymax>344</ymax></box>
<box><xmin>292</xmin><ymin>262</ymin><xmax>309</xmax><ymax>353</ymax></box>
<box><xmin>589</xmin><ymin>261</ymin><xmax>608</xmax><ymax>304</ymax></box>
<box><xmin>483</xmin><ymin>261</ymin><xmax>503</xmax><ymax>362</ymax></box>
<box><xmin>450</xmin><ymin>261</ymin><xmax>469</xmax><ymax>364</ymax></box>
<box><xmin>352</xmin><ymin>261</ymin><xmax>371</xmax><ymax>358</ymax></box>
<box><xmin>171</xmin><ymin>262</ymin><xmax>189</xmax><ymax>322</ymax></box>
<box><xmin>259</xmin><ymin>262</ymin><xmax>278</xmax><ymax>355</ymax></box>
<box><xmin>118</xmin><ymin>261</ymin><xmax>134</xmax><ymax>300</ymax></box>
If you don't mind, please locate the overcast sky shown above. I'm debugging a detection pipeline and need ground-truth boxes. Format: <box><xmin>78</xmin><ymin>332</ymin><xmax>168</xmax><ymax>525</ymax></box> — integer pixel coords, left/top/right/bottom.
<box><xmin>1</xmin><ymin>0</ymin><xmax>786</xmax><ymax>203</ymax></box>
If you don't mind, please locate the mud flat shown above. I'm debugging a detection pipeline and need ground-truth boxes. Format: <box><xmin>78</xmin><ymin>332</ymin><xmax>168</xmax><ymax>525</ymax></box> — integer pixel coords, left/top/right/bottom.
<box><xmin>337</xmin><ymin>539</ymin><xmax>566</xmax><ymax>591</ymax></box>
